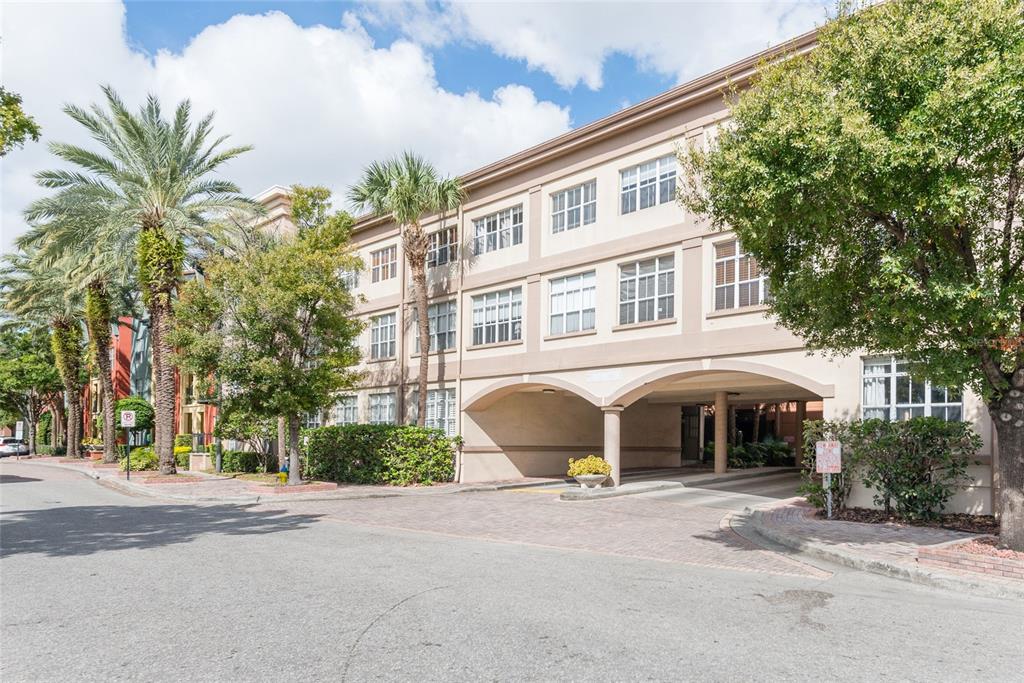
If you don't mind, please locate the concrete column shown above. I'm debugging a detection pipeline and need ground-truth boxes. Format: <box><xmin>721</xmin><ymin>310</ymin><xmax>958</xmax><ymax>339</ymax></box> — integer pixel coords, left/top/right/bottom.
<box><xmin>603</xmin><ymin>406</ymin><xmax>623</xmax><ymax>486</ymax></box>
<box><xmin>714</xmin><ymin>391</ymin><xmax>728</xmax><ymax>474</ymax></box>
<box><xmin>795</xmin><ymin>400</ymin><xmax>807</xmax><ymax>468</ymax></box>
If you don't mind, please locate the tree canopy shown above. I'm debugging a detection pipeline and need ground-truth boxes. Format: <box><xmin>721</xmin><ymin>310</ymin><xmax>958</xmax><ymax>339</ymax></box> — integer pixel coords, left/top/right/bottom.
<box><xmin>682</xmin><ymin>0</ymin><xmax>1024</xmax><ymax>547</ymax></box>
<box><xmin>0</xmin><ymin>87</ymin><xmax>41</xmax><ymax>156</ymax></box>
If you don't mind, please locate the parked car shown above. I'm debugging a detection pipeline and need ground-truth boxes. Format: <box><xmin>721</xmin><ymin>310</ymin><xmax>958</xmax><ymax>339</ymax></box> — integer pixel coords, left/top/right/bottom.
<box><xmin>0</xmin><ymin>437</ymin><xmax>30</xmax><ymax>457</ymax></box>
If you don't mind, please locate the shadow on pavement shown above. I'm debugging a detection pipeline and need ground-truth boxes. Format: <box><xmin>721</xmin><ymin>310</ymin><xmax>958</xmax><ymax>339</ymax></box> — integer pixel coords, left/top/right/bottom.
<box><xmin>0</xmin><ymin>504</ymin><xmax>323</xmax><ymax>558</ymax></box>
<box><xmin>0</xmin><ymin>474</ymin><xmax>43</xmax><ymax>484</ymax></box>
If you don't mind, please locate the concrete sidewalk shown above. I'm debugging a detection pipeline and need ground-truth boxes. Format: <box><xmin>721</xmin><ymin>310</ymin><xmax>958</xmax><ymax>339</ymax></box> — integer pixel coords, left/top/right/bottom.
<box><xmin>743</xmin><ymin>499</ymin><xmax>1024</xmax><ymax>600</ymax></box>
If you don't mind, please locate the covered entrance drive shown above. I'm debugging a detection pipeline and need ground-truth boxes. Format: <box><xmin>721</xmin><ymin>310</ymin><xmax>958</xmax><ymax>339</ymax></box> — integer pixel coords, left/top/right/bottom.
<box><xmin>459</xmin><ymin>362</ymin><xmax>832</xmax><ymax>485</ymax></box>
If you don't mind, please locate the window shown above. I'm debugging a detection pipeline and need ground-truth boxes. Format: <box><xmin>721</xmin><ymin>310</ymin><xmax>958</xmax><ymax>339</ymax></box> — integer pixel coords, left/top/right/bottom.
<box><xmin>473</xmin><ymin>205</ymin><xmax>523</xmax><ymax>254</ymax></box>
<box><xmin>862</xmin><ymin>357</ymin><xmax>962</xmax><ymax>421</ymax></box>
<box><xmin>368</xmin><ymin>392</ymin><xmax>396</xmax><ymax>424</ymax></box>
<box><xmin>714</xmin><ymin>239</ymin><xmax>768</xmax><ymax>311</ymax></box>
<box><xmin>621</xmin><ymin>155</ymin><xmax>676</xmax><ymax>214</ymax></box>
<box><xmin>619</xmin><ymin>255</ymin><xmax>674</xmax><ymax>325</ymax></box>
<box><xmin>302</xmin><ymin>412</ymin><xmax>322</xmax><ymax>430</ymax></box>
<box><xmin>332</xmin><ymin>395</ymin><xmax>358</xmax><ymax>425</ymax></box>
<box><xmin>370</xmin><ymin>245</ymin><xmax>397</xmax><ymax>283</ymax></box>
<box><xmin>415</xmin><ymin>300</ymin><xmax>457</xmax><ymax>353</ymax></box>
<box><xmin>552</xmin><ymin>180</ymin><xmax>597</xmax><ymax>233</ymax></box>
<box><xmin>409</xmin><ymin>388</ymin><xmax>457</xmax><ymax>436</ymax></box>
<box><xmin>369</xmin><ymin>313</ymin><xmax>396</xmax><ymax>359</ymax></box>
<box><xmin>472</xmin><ymin>287</ymin><xmax>522</xmax><ymax>346</ymax></box>
<box><xmin>339</xmin><ymin>267</ymin><xmax>359</xmax><ymax>290</ymax></box>
<box><xmin>549</xmin><ymin>271</ymin><xmax>596</xmax><ymax>336</ymax></box>
<box><xmin>427</xmin><ymin>227</ymin><xmax>458</xmax><ymax>267</ymax></box>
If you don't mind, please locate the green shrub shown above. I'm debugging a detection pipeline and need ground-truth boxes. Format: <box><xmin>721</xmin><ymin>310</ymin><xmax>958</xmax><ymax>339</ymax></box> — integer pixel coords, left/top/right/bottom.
<box><xmin>799</xmin><ymin>418</ymin><xmax>981</xmax><ymax>519</ymax></box>
<box><xmin>304</xmin><ymin>424</ymin><xmax>457</xmax><ymax>486</ymax></box>
<box><xmin>174</xmin><ymin>446</ymin><xmax>191</xmax><ymax>470</ymax></box>
<box><xmin>38</xmin><ymin>412</ymin><xmax>52</xmax><ymax>445</ymax></box>
<box><xmin>114</xmin><ymin>396</ymin><xmax>155</xmax><ymax>431</ymax></box>
<box><xmin>220</xmin><ymin>449</ymin><xmax>277</xmax><ymax>474</ymax></box>
<box><xmin>120</xmin><ymin>446</ymin><xmax>158</xmax><ymax>472</ymax></box>
<box><xmin>37</xmin><ymin>444</ymin><xmax>54</xmax><ymax>455</ymax></box>
<box><xmin>174</xmin><ymin>434</ymin><xmax>192</xmax><ymax>447</ymax></box>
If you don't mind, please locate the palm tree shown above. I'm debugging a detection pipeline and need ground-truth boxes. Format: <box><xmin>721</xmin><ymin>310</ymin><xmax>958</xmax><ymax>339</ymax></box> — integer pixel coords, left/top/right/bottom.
<box><xmin>348</xmin><ymin>152</ymin><xmax>466</xmax><ymax>426</ymax></box>
<box><xmin>20</xmin><ymin>214</ymin><xmax>138</xmax><ymax>464</ymax></box>
<box><xmin>0</xmin><ymin>250</ymin><xmax>86</xmax><ymax>459</ymax></box>
<box><xmin>25</xmin><ymin>86</ymin><xmax>255</xmax><ymax>474</ymax></box>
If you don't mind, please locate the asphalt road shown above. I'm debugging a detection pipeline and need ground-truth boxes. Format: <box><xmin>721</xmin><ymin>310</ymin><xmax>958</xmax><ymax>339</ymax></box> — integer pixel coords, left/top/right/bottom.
<box><xmin>1</xmin><ymin>461</ymin><xmax>1021</xmax><ymax>682</ymax></box>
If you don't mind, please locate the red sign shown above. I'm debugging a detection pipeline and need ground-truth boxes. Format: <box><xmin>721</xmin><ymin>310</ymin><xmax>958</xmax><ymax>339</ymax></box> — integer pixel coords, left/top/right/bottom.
<box><xmin>815</xmin><ymin>441</ymin><xmax>842</xmax><ymax>474</ymax></box>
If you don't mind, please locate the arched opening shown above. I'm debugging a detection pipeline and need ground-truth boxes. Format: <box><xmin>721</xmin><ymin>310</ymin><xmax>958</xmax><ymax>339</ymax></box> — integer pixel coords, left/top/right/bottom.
<box><xmin>606</xmin><ymin>362</ymin><xmax>828</xmax><ymax>475</ymax></box>
<box><xmin>461</xmin><ymin>380</ymin><xmax>605</xmax><ymax>483</ymax></box>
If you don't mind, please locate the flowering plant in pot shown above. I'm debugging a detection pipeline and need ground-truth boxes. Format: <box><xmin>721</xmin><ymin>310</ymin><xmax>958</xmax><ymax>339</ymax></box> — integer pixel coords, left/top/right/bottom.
<box><xmin>567</xmin><ymin>455</ymin><xmax>612</xmax><ymax>488</ymax></box>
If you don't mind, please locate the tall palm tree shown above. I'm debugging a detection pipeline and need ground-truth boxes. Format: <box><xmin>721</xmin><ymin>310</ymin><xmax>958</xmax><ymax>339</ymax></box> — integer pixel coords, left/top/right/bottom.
<box><xmin>0</xmin><ymin>250</ymin><xmax>86</xmax><ymax>459</ymax></box>
<box><xmin>25</xmin><ymin>86</ymin><xmax>255</xmax><ymax>474</ymax></box>
<box><xmin>20</xmin><ymin>215</ymin><xmax>138</xmax><ymax>464</ymax></box>
<box><xmin>348</xmin><ymin>152</ymin><xmax>466</xmax><ymax>426</ymax></box>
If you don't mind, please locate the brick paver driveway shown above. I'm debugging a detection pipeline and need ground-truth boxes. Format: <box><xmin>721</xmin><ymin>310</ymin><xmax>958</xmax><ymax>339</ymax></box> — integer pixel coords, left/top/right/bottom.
<box><xmin>278</xmin><ymin>480</ymin><xmax>829</xmax><ymax>579</ymax></box>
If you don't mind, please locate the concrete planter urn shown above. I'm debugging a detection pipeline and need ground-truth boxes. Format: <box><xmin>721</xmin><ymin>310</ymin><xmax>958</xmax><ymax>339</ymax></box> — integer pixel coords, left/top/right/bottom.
<box><xmin>574</xmin><ymin>474</ymin><xmax>608</xmax><ymax>489</ymax></box>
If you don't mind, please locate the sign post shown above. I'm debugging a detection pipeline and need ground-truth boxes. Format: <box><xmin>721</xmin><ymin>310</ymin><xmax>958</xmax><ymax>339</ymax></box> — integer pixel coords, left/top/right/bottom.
<box><xmin>815</xmin><ymin>440</ymin><xmax>842</xmax><ymax>519</ymax></box>
<box><xmin>15</xmin><ymin>420</ymin><xmax>24</xmax><ymax>441</ymax></box>
<box><xmin>120</xmin><ymin>410</ymin><xmax>136</xmax><ymax>480</ymax></box>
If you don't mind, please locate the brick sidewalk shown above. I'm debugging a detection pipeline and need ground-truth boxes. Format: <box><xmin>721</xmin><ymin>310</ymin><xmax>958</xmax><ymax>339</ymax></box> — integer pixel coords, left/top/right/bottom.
<box><xmin>751</xmin><ymin>499</ymin><xmax>1024</xmax><ymax>599</ymax></box>
<box><xmin>286</xmin><ymin>490</ymin><xmax>831</xmax><ymax>579</ymax></box>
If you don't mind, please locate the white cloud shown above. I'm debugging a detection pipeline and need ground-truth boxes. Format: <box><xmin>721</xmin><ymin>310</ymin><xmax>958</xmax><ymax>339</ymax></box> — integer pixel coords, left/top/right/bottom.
<box><xmin>363</xmin><ymin>0</ymin><xmax>829</xmax><ymax>90</ymax></box>
<box><xmin>0</xmin><ymin>2</ymin><xmax>571</xmax><ymax>253</ymax></box>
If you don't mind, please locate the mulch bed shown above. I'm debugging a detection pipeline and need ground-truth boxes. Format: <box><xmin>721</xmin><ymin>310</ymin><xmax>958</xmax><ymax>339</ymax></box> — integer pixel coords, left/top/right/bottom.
<box><xmin>956</xmin><ymin>537</ymin><xmax>1024</xmax><ymax>560</ymax></box>
<box><xmin>821</xmin><ymin>507</ymin><xmax>999</xmax><ymax>535</ymax></box>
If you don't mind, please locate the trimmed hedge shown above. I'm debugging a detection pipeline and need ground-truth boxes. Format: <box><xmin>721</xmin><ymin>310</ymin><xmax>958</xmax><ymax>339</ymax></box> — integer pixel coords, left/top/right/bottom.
<box><xmin>220</xmin><ymin>449</ymin><xmax>278</xmax><ymax>474</ymax></box>
<box><xmin>304</xmin><ymin>424</ymin><xmax>458</xmax><ymax>486</ymax></box>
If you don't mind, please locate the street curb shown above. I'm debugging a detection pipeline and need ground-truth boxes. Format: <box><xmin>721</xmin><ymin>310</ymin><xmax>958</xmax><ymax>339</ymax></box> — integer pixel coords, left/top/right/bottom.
<box><xmin>746</xmin><ymin>507</ymin><xmax>1024</xmax><ymax>600</ymax></box>
<box><xmin>559</xmin><ymin>480</ymin><xmax>683</xmax><ymax>501</ymax></box>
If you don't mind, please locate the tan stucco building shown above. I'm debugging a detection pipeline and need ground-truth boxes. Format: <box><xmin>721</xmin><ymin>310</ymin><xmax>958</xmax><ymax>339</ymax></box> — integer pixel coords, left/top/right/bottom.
<box><xmin>262</xmin><ymin>29</ymin><xmax>997</xmax><ymax>514</ymax></box>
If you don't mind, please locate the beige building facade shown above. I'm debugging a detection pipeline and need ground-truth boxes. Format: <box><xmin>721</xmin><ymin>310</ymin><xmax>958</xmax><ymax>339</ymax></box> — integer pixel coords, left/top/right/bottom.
<box><xmin>263</xmin><ymin>29</ymin><xmax>997</xmax><ymax>514</ymax></box>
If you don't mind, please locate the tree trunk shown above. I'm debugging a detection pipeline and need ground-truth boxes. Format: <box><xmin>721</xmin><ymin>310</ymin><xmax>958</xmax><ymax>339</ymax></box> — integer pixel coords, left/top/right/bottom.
<box><xmin>410</xmin><ymin>253</ymin><xmax>429</xmax><ymax>427</ymax></box>
<box><xmin>85</xmin><ymin>283</ymin><xmax>119</xmax><ymax>464</ymax></box>
<box><xmin>287</xmin><ymin>413</ymin><xmax>302</xmax><ymax>486</ymax></box>
<box><xmin>26</xmin><ymin>390</ymin><xmax>38</xmax><ymax>456</ymax></box>
<box><xmin>752</xmin><ymin>404</ymin><xmax>763</xmax><ymax>443</ymax></box>
<box><xmin>65</xmin><ymin>387</ymin><xmax>82</xmax><ymax>458</ymax></box>
<box><xmin>51</xmin><ymin>398</ymin><xmax>64</xmax><ymax>449</ymax></box>
<box><xmin>150</xmin><ymin>295</ymin><xmax>177</xmax><ymax>475</ymax></box>
<box><xmin>992</xmin><ymin>390</ymin><xmax>1024</xmax><ymax>551</ymax></box>
<box><xmin>277</xmin><ymin>416</ymin><xmax>287</xmax><ymax>470</ymax></box>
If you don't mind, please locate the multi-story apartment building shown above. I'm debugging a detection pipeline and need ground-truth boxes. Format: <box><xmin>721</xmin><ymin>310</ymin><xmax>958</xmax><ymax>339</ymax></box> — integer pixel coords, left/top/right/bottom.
<box><xmin>260</xmin><ymin>28</ymin><xmax>998</xmax><ymax>514</ymax></box>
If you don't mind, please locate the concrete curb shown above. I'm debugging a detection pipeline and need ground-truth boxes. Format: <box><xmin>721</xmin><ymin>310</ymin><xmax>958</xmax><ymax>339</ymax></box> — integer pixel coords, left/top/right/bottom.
<box><xmin>745</xmin><ymin>507</ymin><xmax>1024</xmax><ymax>600</ymax></box>
<box><xmin>559</xmin><ymin>480</ymin><xmax>683</xmax><ymax>501</ymax></box>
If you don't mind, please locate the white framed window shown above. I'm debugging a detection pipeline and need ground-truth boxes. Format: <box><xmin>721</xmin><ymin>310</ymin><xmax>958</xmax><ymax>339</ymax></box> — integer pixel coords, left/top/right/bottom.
<box><xmin>551</xmin><ymin>180</ymin><xmax>597</xmax><ymax>233</ymax></box>
<box><xmin>302</xmin><ymin>411</ymin><xmax>322</xmax><ymax>430</ymax></box>
<box><xmin>549</xmin><ymin>271</ymin><xmax>596</xmax><ymax>336</ymax></box>
<box><xmin>415</xmin><ymin>300</ymin><xmax>457</xmax><ymax>353</ymax></box>
<box><xmin>471</xmin><ymin>287</ymin><xmax>522</xmax><ymax>346</ymax></box>
<box><xmin>621</xmin><ymin>155</ymin><xmax>676</xmax><ymax>214</ymax></box>
<box><xmin>369</xmin><ymin>313</ymin><xmax>396</xmax><ymax>359</ymax></box>
<box><xmin>410</xmin><ymin>388</ymin><xmax>457</xmax><ymax>436</ymax></box>
<box><xmin>332</xmin><ymin>395</ymin><xmax>358</xmax><ymax>425</ymax></box>
<box><xmin>473</xmin><ymin>205</ymin><xmax>523</xmax><ymax>254</ymax></box>
<box><xmin>714</xmin><ymin>239</ymin><xmax>767</xmax><ymax>311</ymax></box>
<box><xmin>427</xmin><ymin>227</ymin><xmax>458</xmax><ymax>267</ymax></box>
<box><xmin>339</xmin><ymin>267</ymin><xmax>359</xmax><ymax>290</ymax></box>
<box><xmin>368</xmin><ymin>392</ymin><xmax>396</xmax><ymax>424</ymax></box>
<box><xmin>862</xmin><ymin>357</ymin><xmax>962</xmax><ymax>421</ymax></box>
<box><xmin>370</xmin><ymin>245</ymin><xmax>397</xmax><ymax>283</ymax></box>
<box><xmin>619</xmin><ymin>255</ymin><xmax>674</xmax><ymax>325</ymax></box>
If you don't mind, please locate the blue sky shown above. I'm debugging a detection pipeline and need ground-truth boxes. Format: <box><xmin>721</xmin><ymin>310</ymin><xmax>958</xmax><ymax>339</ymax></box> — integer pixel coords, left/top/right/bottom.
<box><xmin>2</xmin><ymin>1</ymin><xmax>829</xmax><ymax>251</ymax></box>
<box><xmin>121</xmin><ymin>1</ymin><xmax>678</xmax><ymax>129</ymax></box>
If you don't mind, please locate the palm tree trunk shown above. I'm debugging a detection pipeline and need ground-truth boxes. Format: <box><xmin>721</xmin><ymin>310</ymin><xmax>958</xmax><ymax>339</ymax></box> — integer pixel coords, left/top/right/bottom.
<box><xmin>26</xmin><ymin>390</ymin><xmax>38</xmax><ymax>456</ymax></box>
<box><xmin>85</xmin><ymin>283</ymin><xmax>118</xmax><ymax>463</ymax></box>
<box><xmin>65</xmin><ymin>386</ymin><xmax>82</xmax><ymax>458</ymax></box>
<box><xmin>150</xmin><ymin>298</ymin><xmax>177</xmax><ymax>474</ymax></box>
<box><xmin>411</xmin><ymin>258</ymin><xmax>429</xmax><ymax>427</ymax></box>
<box><xmin>277</xmin><ymin>416</ymin><xmax>287</xmax><ymax>470</ymax></box>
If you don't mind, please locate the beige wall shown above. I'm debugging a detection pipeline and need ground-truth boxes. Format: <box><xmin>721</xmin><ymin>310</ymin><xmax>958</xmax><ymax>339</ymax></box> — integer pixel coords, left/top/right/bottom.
<box><xmin>258</xmin><ymin>30</ymin><xmax>997</xmax><ymax>513</ymax></box>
